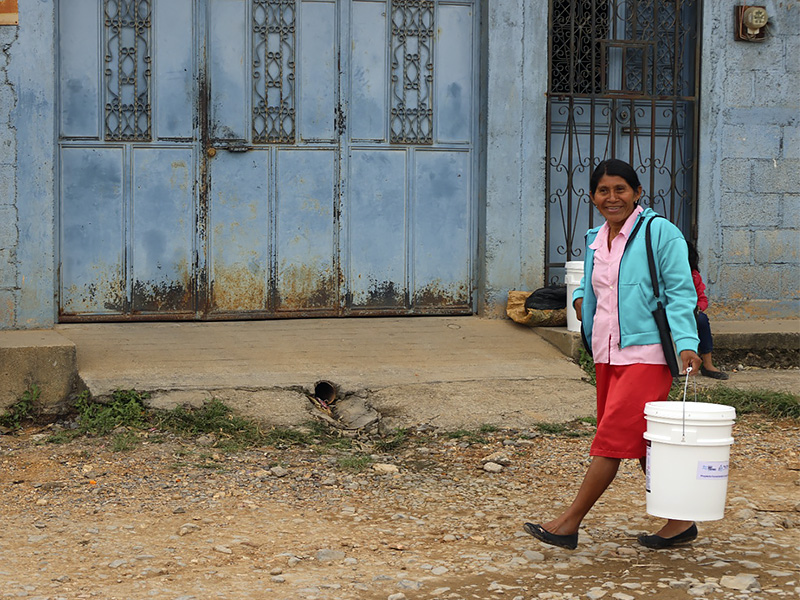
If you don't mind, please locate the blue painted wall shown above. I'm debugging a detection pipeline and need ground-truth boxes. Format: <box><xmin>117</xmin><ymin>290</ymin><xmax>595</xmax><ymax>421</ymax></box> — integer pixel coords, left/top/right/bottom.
<box><xmin>0</xmin><ymin>23</ymin><xmax>18</xmax><ymax>327</ymax></box>
<box><xmin>0</xmin><ymin>0</ymin><xmax>797</xmax><ymax>329</ymax></box>
<box><xmin>1</xmin><ymin>0</ymin><xmax>57</xmax><ymax>329</ymax></box>
<box><xmin>481</xmin><ymin>0</ymin><xmax>549</xmax><ymax>318</ymax></box>
<box><xmin>698</xmin><ymin>0</ymin><xmax>800</xmax><ymax>319</ymax></box>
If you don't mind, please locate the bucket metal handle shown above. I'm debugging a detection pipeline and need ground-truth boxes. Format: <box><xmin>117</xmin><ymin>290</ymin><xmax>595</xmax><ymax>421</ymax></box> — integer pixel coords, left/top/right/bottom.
<box><xmin>680</xmin><ymin>366</ymin><xmax>697</xmax><ymax>442</ymax></box>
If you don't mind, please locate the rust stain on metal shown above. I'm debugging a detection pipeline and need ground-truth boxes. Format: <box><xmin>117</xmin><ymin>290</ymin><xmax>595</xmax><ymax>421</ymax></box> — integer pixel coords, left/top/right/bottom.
<box><xmin>197</xmin><ymin>74</ymin><xmax>211</xmax><ymax>315</ymax></box>
<box><xmin>59</xmin><ymin>265</ymin><xmax>126</xmax><ymax>316</ymax></box>
<box><xmin>211</xmin><ymin>264</ymin><xmax>267</xmax><ymax>312</ymax></box>
<box><xmin>413</xmin><ymin>281</ymin><xmax>469</xmax><ymax>307</ymax></box>
<box><xmin>364</xmin><ymin>279</ymin><xmax>405</xmax><ymax>307</ymax></box>
<box><xmin>132</xmin><ymin>258</ymin><xmax>193</xmax><ymax>312</ymax></box>
<box><xmin>278</xmin><ymin>263</ymin><xmax>336</xmax><ymax>310</ymax></box>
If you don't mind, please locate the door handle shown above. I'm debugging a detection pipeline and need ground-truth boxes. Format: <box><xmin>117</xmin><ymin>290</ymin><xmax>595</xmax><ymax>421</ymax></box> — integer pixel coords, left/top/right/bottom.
<box><xmin>206</xmin><ymin>145</ymin><xmax>252</xmax><ymax>156</ymax></box>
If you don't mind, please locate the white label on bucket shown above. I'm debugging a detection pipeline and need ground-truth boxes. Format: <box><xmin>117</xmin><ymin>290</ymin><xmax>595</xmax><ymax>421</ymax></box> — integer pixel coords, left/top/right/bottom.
<box><xmin>697</xmin><ymin>461</ymin><xmax>729</xmax><ymax>480</ymax></box>
<box><xmin>645</xmin><ymin>441</ymin><xmax>651</xmax><ymax>492</ymax></box>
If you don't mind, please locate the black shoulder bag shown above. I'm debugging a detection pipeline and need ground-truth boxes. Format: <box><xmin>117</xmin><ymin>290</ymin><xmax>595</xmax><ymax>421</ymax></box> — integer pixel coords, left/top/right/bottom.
<box><xmin>645</xmin><ymin>218</ymin><xmax>681</xmax><ymax>377</ymax></box>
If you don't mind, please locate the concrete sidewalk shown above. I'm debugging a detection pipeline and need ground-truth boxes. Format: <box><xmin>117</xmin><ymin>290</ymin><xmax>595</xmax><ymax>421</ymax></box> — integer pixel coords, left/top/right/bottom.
<box><xmin>52</xmin><ymin>317</ymin><xmax>596</xmax><ymax>430</ymax></box>
<box><xmin>2</xmin><ymin>316</ymin><xmax>798</xmax><ymax>431</ymax></box>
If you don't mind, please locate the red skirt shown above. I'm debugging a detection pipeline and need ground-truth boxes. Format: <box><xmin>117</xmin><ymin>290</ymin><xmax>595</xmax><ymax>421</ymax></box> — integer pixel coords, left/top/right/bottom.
<box><xmin>590</xmin><ymin>363</ymin><xmax>673</xmax><ymax>459</ymax></box>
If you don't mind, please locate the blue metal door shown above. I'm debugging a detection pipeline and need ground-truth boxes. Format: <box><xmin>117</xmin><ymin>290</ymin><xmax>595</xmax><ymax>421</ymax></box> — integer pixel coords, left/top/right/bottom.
<box><xmin>58</xmin><ymin>0</ymin><xmax>480</xmax><ymax>320</ymax></box>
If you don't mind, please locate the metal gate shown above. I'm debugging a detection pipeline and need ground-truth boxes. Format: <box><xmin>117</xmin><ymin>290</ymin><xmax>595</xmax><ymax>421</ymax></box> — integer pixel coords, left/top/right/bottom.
<box><xmin>58</xmin><ymin>0</ymin><xmax>479</xmax><ymax>320</ymax></box>
<box><xmin>545</xmin><ymin>0</ymin><xmax>700</xmax><ymax>283</ymax></box>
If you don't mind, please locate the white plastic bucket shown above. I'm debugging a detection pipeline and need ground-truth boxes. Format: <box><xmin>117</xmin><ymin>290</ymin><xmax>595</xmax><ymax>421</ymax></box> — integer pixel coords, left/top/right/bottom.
<box><xmin>644</xmin><ymin>401</ymin><xmax>736</xmax><ymax>521</ymax></box>
<box><xmin>564</xmin><ymin>261</ymin><xmax>584</xmax><ymax>333</ymax></box>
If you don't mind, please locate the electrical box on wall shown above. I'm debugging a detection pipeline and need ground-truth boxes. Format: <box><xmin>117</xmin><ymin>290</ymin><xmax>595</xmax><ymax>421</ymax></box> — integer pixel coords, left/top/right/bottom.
<box><xmin>0</xmin><ymin>0</ymin><xmax>18</xmax><ymax>26</ymax></box>
<box><xmin>735</xmin><ymin>5</ymin><xmax>768</xmax><ymax>42</ymax></box>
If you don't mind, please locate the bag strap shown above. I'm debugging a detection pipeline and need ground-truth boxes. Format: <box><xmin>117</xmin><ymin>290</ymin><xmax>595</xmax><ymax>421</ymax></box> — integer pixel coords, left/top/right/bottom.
<box><xmin>644</xmin><ymin>216</ymin><xmax>661</xmax><ymax>300</ymax></box>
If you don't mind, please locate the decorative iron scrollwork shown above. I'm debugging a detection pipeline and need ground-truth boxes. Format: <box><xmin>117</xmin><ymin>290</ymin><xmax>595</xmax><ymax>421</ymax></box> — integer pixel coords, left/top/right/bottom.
<box><xmin>390</xmin><ymin>0</ymin><xmax>434</xmax><ymax>145</ymax></box>
<box><xmin>546</xmin><ymin>0</ymin><xmax>699</xmax><ymax>283</ymax></box>
<box><xmin>104</xmin><ymin>0</ymin><xmax>152</xmax><ymax>141</ymax></box>
<box><xmin>252</xmin><ymin>0</ymin><xmax>296</xmax><ymax>144</ymax></box>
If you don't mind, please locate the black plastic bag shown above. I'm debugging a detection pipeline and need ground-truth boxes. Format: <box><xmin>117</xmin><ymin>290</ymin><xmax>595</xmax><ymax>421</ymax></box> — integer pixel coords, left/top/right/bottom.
<box><xmin>525</xmin><ymin>284</ymin><xmax>567</xmax><ymax>311</ymax></box>
<box><xmin>652</xmin><ymin>302</ymin><xmax>680</xmax><ymax>377</ymax></box>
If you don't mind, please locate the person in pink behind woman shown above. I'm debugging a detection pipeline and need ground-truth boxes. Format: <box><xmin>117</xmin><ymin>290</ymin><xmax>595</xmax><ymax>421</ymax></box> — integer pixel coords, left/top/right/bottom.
<box><xmin>687</xmin><ymin>241</ymin><xmax>729</xmax><ymax>380</ymax></box>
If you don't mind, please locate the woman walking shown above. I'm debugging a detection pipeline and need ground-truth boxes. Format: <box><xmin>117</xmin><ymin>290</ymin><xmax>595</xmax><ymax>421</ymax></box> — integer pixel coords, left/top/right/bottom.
<box><xmin>524</xmin><ymin>159</ymin><xmax>703</xmax><ymax>550</ymax></box>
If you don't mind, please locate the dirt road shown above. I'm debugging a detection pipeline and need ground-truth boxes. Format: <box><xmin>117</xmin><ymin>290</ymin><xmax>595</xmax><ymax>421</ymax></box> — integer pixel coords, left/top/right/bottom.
<box><xmin>1</xmin><ymin>412</ymin><xmax>798</xmax><ymax>600</ymax></box>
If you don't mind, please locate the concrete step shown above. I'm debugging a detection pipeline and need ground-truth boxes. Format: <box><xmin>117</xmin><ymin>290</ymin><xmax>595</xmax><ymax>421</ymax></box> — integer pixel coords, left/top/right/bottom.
<box><xmin>0</xmin><ymin>330</ymin><xmax>77</xmax><ymax>413</ymax></box>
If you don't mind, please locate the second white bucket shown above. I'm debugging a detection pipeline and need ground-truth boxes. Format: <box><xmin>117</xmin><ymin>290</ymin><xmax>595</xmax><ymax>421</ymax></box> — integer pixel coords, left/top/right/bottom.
<box><xmin>564</xmin><ymin>261</ymin><xmax>584</xmax><ymax>333</ymax></box>
<box><xmin>644</xmin><ymin>401</ymin><xmax>736</xmax><ymax>521</ymax></box>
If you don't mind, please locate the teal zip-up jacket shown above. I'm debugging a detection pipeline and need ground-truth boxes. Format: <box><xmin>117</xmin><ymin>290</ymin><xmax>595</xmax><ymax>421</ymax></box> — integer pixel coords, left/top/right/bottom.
<box><xmin>573</xmin><ymin>208</ymin><xmax>700</xmax><ymax>357</ymax></box>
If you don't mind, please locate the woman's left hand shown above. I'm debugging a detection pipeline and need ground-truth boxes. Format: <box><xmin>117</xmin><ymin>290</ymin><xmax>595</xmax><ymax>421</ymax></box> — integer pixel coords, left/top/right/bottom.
<box><xmin>679</xmin><ymin>350</ymin><xmax>702</xmax><ymax>375</ymax></box>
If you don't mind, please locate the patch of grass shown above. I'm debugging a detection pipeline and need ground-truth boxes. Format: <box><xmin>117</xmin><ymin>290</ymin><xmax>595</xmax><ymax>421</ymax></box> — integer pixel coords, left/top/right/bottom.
<box><xmin>45</xmin><ymin>430</ymin><xmax>80</xmax><ymax>445</ymax></box>
<box><xmin>76</xmin><ymin>389</ymin><xmax>148</xmax><ymax>436</ymax></box>
<box><xmin>337</xmin><ymin>453</ymin><xmax>373</xmax><ymax>472</ymax></box>
<box><xmin>670</xmin><ymin>385</ymin><xmax>800</xmax><ymax>419</ymax></box>
<box><xmin>534</xmin><ymin>419</ymin><xmax>594</xmax><ymax>438</ymax></box>
<box><xmin>111</xmin><ymin>431</ymin><xmax>139</xmax><ymax>452</ymax></box>
<box><xmin>373</xmin><ymin>428</ymin><xmax>409</xmax><ymax>453</ymax></box>
<box><xmin>535</xmin><ymin>422</ymin><xmax>569</xmax><ymax>435</ymax></box>
<box><xmin>445</xmin><ymin>429</ymin><xmax>488</xmax><ymax>445</ymax></box>
<box><xmin>262</xmin><ymin>426</ymin><xmax>314</xmax><ymax>447</ymax></box>
<box><xmin>0</xmin><ymin>385</ymin><xmax>40</xmax><ymax>431</ymax></box>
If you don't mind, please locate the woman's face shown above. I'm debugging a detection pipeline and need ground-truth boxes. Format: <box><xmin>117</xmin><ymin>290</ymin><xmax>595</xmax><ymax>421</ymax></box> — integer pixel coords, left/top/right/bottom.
<box><xmin>590</xmin><ymin>174</ymin><xmax>642</xmax><ymax>230</ymax></box>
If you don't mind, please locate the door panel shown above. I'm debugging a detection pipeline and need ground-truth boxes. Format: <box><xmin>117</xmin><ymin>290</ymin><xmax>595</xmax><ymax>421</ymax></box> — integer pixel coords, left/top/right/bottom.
<box><xmin>131</xmin><ymin>148</ymin><xmax>195</xmax><ymax>313</ymax></box>
<box><xmin>58</xmin><ymin>0</ymin><xmax>99</xmax><ymax>138</ymax></box>
<box><xmin>208</xmin><ymin>150</ymin><xmax>271</xmax><ymax>313</ymax></box>
<box><xmin>153</xmin><ymin>0</ymin><xmax>195</xmax><ymax>140</ymax></box>
<box><xmin>413</xmin><ymin>150</ymin><xmax>471</xmax><ymax>308</ymax></box>
<box><xmin>436</xmin><ymin>4</ymin><xmax>473</xmax><ymax>144</ymax></box>
<box><xmin>348</xmin><ymin>150</ymin><xmax>407</xmax><ymax>308</ymax></box>
<box><xmin>299</xmin><ymin>0</ymin><xmax>337</xmax><ymax>141</ymax></box>
<box><xmin>275</xmin><ymin>149</ymin><xmax>337</xmax><ymax>311</ymax></box>
<box><xmin>350</xmin><ymin>1</ymin><xmax>387</xmax><ymax>142</ymax></box>
<box><xmin>60</xmin><ymin>147</ymin><xmax>125</xmax><ymax>315</ymax></box>
<box><xmin>208</xmin><ymin>0</ymin><xmax>249</xmax><ymax>142</ymax></box>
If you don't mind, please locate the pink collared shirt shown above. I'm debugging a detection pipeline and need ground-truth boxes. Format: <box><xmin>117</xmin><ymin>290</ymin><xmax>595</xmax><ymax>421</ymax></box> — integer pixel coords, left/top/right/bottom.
<box><xmin>589</xmin><ymin>206</ymin><xmax>667</xmax><ymax>366</ymax></box>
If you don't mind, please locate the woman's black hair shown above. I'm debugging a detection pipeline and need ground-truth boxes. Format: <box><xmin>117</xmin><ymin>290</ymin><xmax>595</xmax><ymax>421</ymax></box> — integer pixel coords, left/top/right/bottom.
<box><xmin>589</xmin><ymin>159</ymin><xmax>642</xmax><ymax>195</ymax></box>
<box><xmin>686</xmin><ymin>239</ymin><xmax>700</xmax><ymax>272</ymax></box>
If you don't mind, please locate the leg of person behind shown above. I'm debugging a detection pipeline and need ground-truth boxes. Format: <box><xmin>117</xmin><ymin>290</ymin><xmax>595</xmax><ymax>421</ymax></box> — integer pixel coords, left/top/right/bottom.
<box><xmin>696</xmin><ymin>311</ymin><xmax>728</xmax><ymax>379</ymax></box>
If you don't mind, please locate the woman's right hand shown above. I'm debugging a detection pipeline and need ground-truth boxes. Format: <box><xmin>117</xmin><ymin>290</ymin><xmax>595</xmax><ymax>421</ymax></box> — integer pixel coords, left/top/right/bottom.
<box><xmin>573</xmin><ymin>298</ymin><xmax>583</xmax><ymax>321</ymax></box>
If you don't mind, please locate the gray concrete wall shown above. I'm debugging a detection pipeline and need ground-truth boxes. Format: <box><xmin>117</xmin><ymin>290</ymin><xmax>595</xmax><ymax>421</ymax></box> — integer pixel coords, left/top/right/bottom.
<box><xmin>0</xmin><ymin>24</ymin><xmax>18</xmax><ymax>328</ymax></box>
<box><xmin>698</xmin><ymin>1</ymin><xmax>800</xmax><ymax>319</ymax></box>
<box><xmin>481</xmin><ymin>0</ymin><xmax>549</xmax><ymax>318</ymax></box>
<box><xmin>0</xmin><ymin>1</ymin><xmax>57</xmax><ymax>331</ymax></box>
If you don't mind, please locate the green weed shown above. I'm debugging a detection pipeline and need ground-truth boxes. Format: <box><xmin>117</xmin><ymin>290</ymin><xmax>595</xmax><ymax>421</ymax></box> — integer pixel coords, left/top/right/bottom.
<box><xmin>111</xmin><ymin>431</ymin><xmax>139</xmax><ymax>452</ymax></box>
<box><xmin>373</xmin><ymin>428</ymin><xmax>409</xmax><ymax>452</ymax></box>
<box><xmin>445</xmin><ymin>429</ymin><xmax>488</xmax><ymax>445</ymax></box>
<box><xmin>337</xmin><ymin>453</ymin><xmax>372</xmax><ymax>472</ymax></box>
<box><xmin>76</xmin><ymin>389</ymin><xmax>148</xmax><ymax>435</ymax></box>
<box><xmin>0</xmin><ymin>385</ymin><xmax>40</xmax><ymax>431</ymax></box>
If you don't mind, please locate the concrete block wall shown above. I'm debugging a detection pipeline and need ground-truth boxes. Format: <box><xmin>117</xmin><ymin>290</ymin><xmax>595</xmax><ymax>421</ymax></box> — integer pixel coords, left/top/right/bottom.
<box><xmin>0</xmin><ymin>26</ymin><xmax>18</xmax><ymax>329</ymax></box>
<box><xmin>699</xmin><ymin>1</ymin><xmax>800</xmax><ymax>319</ymax></box>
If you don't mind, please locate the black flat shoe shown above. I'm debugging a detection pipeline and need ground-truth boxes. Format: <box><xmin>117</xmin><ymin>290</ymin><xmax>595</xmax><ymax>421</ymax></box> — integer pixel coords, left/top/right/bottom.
<box><xmin>700</xmin><ymin>366</ymin><xmax>729</xmax><ymax>380</ymax></box>
<box><xmin>638</xmin><ymin>523</ymin><xmax>698</xmax><ymax>549</ymax></box>
<box><xmin>523</xmin><ymin>522</ymin><xmax>578</xmax><ymax>550</ymax></box>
